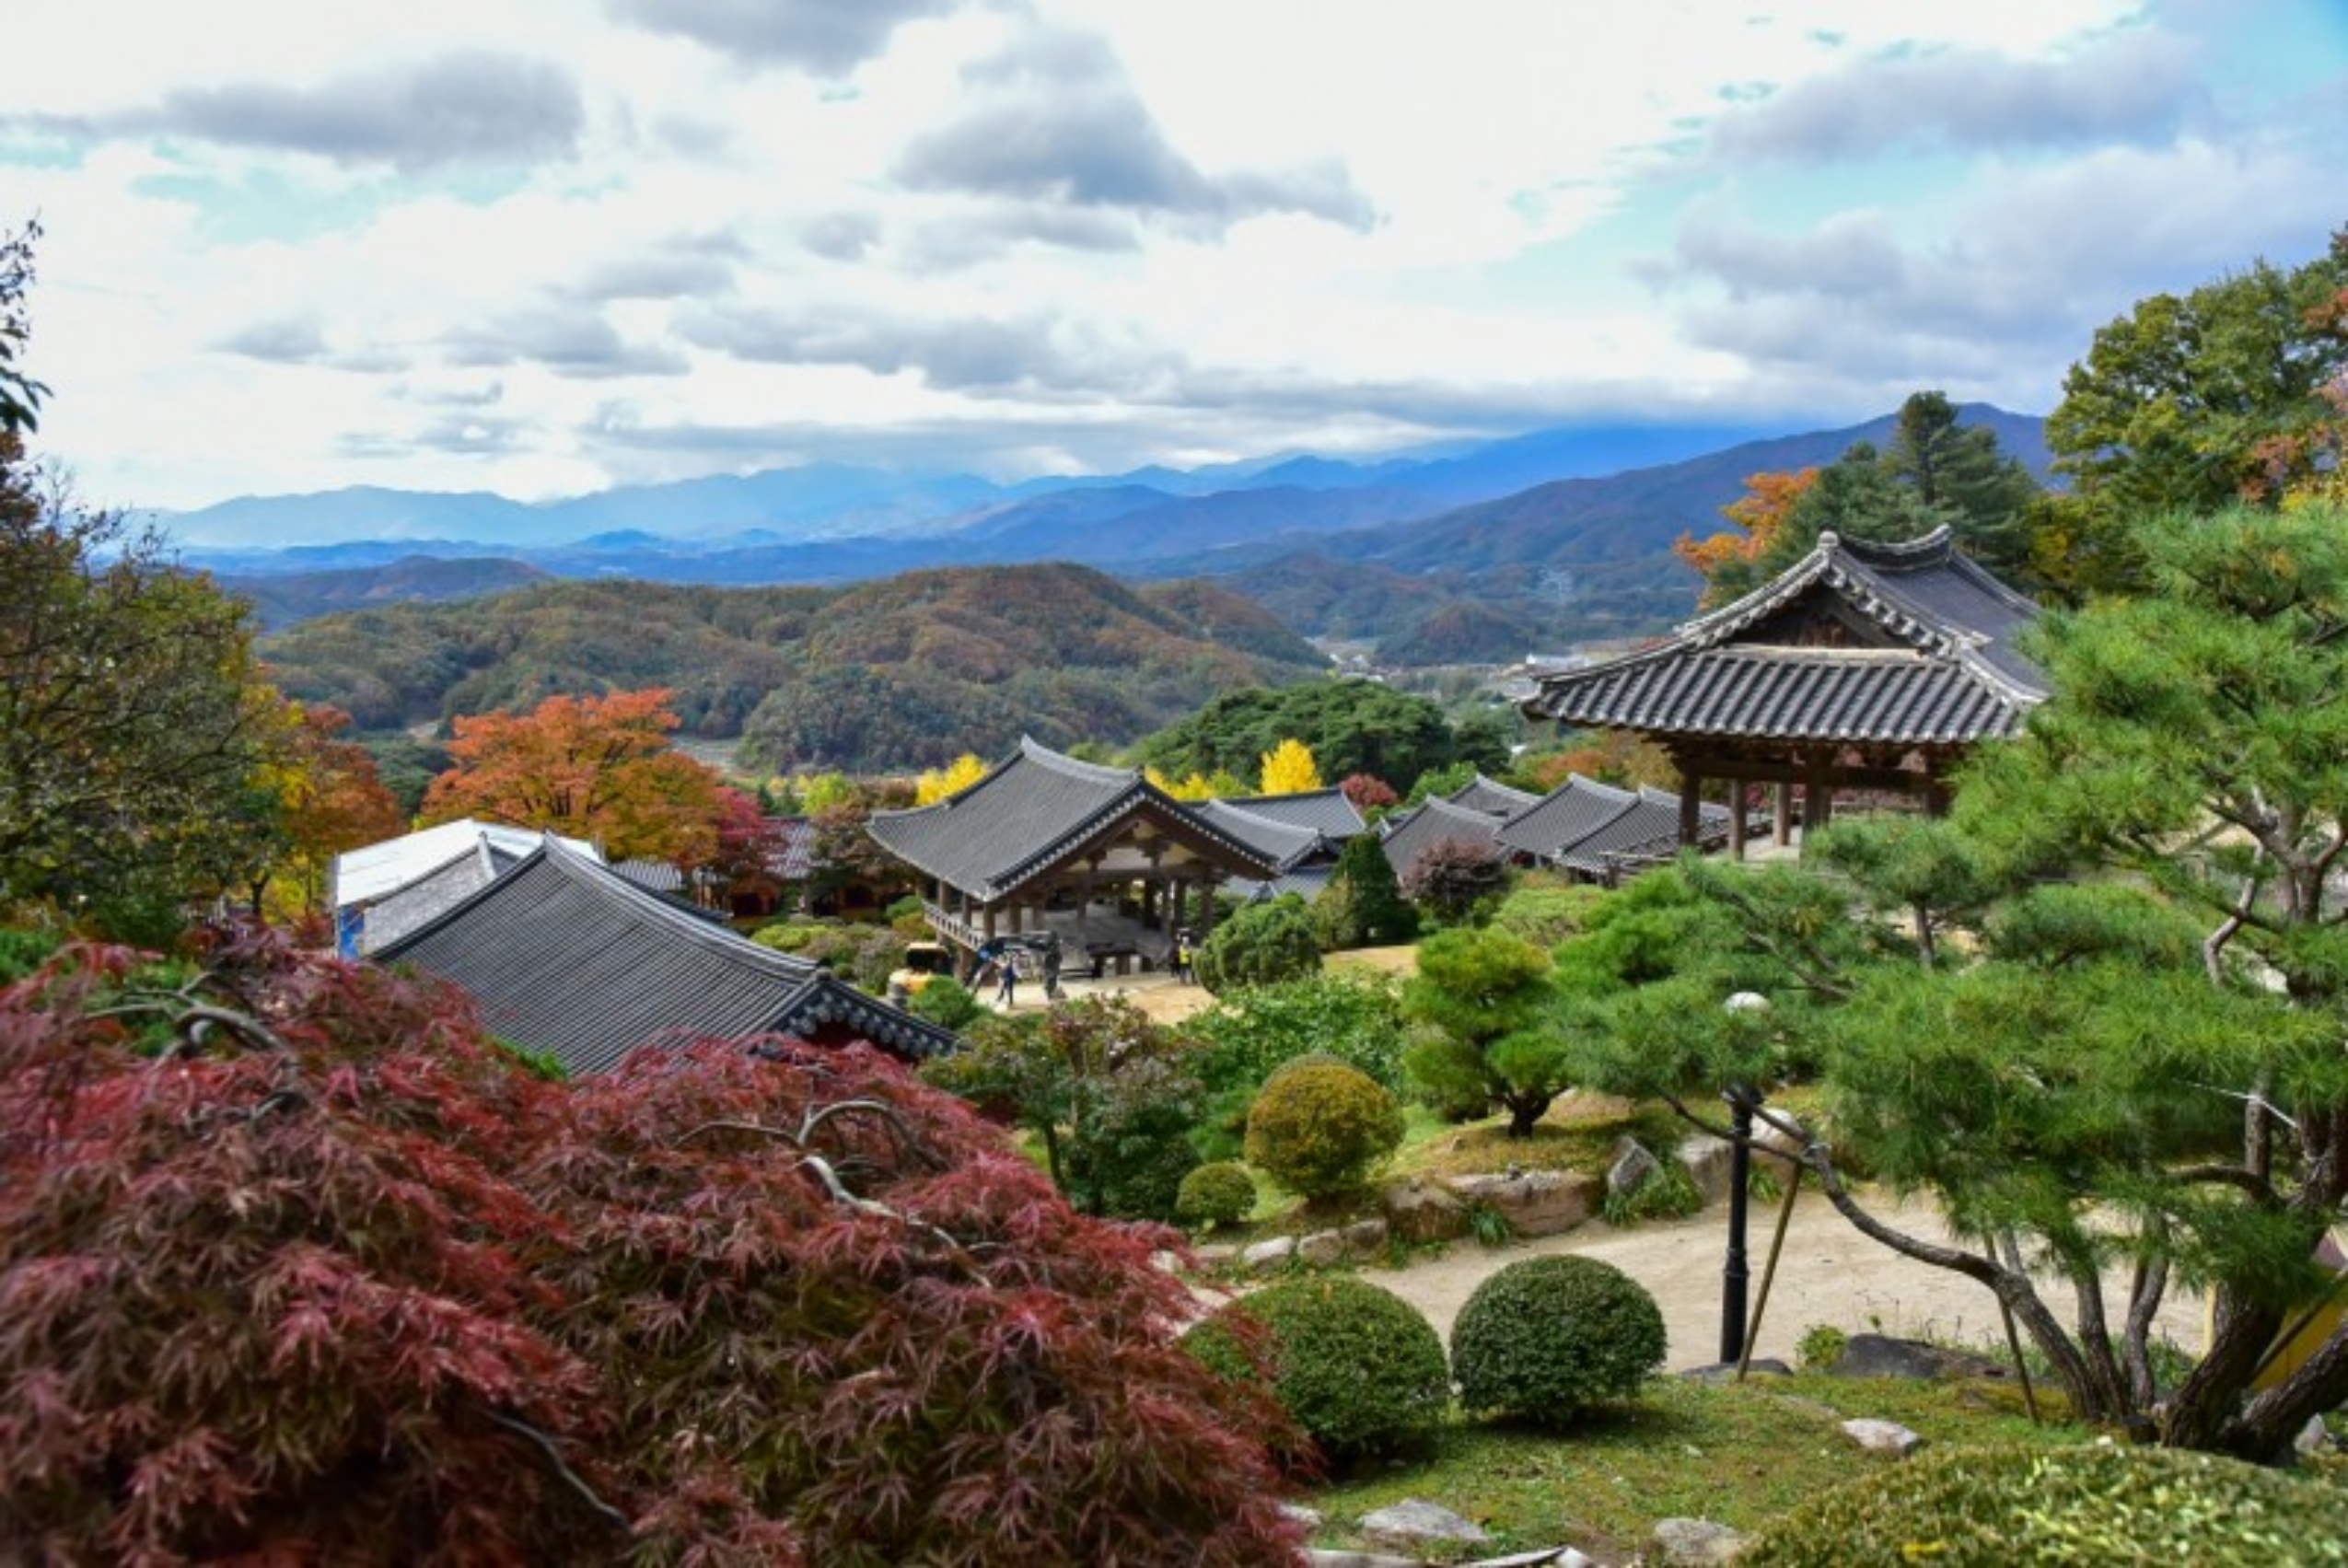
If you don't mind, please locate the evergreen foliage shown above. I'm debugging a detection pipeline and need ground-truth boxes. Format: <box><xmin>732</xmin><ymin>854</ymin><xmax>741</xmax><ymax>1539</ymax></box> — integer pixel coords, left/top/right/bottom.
<box><xmin>1313</xmin><ymin>833</ymin><xmax>1419</xmax><ymax>950</ymax></box>
<box><xmin>1403</xmin><ymin>927</ymin><xmax>1568</xmax><ymax>1136</ymax></box>
<box><xmin>1</xmin><ymin>441</ymin><xmax>280</xmax><ymax>935</ymax></box>
<box><xmin>1744</xmin><ymin>1444</ymin><xmax>2348</xmax><ymax>1568</ymax></box>
<box><xmin>1133</xmin><ymin>679</ymin><xmax>1475</xmax><ymax>798</ymax></box>
<box><xmin>1185</xmin><ymin>1276</ymin><xmax>1450</xmax><ymax>1463</ymax></box>
<box><xmin>1174</xmin><ymin>1161</ymin><xmax>1257</xmax><ymax>1230</ymax></box>
<box><xmin>921</xmin><ymin>997</ymin><xmax>1208</xmax><ymax>1222</ymax></box>
<box><xmin>1563</xmin><ymin>512</ymin><xmax>2348</xmax><ymax>1458</ymax></box>
<box><xmin>1193</xmin><ymin>896</ymin><xmax>1322</xmax><ymax>993</ymax></box>
<box><xmin>1243</xmin><ymin>1059</ymin><xmax>1406</xmax><ymax>1202</ymax></box>
<box><xmin>1449</xmin><ymin>1256</ymin><xmax>1667</xmax><ymax>1426</ymax></box>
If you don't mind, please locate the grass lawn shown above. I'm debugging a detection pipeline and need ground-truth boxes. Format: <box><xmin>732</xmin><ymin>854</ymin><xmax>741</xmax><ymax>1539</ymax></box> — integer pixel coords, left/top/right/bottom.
<box><xmin>1302</xmin><ymin>1370</ymin><xmax>2079</xmax><ymax>1562</ymax></box>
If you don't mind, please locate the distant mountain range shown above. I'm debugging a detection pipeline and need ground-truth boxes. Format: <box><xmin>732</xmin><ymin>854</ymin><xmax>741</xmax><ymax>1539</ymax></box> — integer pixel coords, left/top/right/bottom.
<box><xmin>204</xmin><ymin>405</ymin><xmax>2050</xmax><ymax>662</ymax></box>
<box><xmin>261</xmin><ymin>563</ymin><xmax>1328</xmax><ymax>773</ymax></box>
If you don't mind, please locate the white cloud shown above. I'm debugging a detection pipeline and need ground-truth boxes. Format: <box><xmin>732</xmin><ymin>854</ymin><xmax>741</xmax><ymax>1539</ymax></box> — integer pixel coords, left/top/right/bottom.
<box><xmin>3</xmin><ymin>0</ymin><xmax>2339</xmax><ymax>512</ymax></box>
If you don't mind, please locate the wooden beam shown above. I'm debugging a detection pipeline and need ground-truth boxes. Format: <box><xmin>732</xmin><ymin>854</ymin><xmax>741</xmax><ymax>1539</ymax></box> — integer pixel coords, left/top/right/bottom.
<box><xmin>1679</xmin><ymin>767</ymin><xmax>1703</xmax><ymax>847</ymax></box>
<box><xmin>1773</xmin><ymin>782</ymin><xmax>1793</xmax><ymax>847</ymax></box>
<box><xmin>1674</xmin><ymin>753</ymin><xmax>1949</xmax><ymax>795</ymax></box>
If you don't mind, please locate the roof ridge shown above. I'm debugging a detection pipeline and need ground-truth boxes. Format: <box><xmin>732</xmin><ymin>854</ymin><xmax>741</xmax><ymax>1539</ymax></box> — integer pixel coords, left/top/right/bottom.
<box><xmin>535</xmin><ymin>836</ymin><xmax>823</xmax><ymax>981</ymax></box>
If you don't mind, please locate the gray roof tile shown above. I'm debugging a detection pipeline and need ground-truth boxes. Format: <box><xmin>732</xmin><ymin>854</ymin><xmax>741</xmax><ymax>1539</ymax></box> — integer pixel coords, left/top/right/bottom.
<box><xmin>1380</xmin><ymin>796</ymin><xmax>1504</xmax><ymax>877</ymax></box>
<box><xmin>1526</xmin><ymin>528</ymin><xmax>2045</xmax><ymax>745</ymax></box>
<box><xmin>866</xmin><ymin>737</ymin><xmax>1278</xmax><ymax>898</ymax></box>
<box><xmin>376</xmin><ymin>835</ymin><xmax>956</xmax><ymax>1074</ymax></box>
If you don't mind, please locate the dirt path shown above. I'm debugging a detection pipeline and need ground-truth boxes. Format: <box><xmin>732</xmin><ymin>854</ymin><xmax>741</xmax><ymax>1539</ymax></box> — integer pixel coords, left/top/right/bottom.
<box><xmin>1358</xmin><ymin>1189</ymin><xmax>2206</xmax><ymax>1373</ymax></box>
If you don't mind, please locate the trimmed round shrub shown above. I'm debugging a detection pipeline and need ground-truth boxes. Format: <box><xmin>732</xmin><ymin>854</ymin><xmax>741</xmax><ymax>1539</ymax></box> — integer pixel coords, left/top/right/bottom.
<box><xmin>1194</xmin><ymin>897</ymin><xmax>1322</xmax><ymax>993</ymax></box>
<box><xmin>1186</xmin><ymin>1276</ymin><xmax>1450</xmax><ymax>1461</ymax></box>
<box><xmin>1741</xmin><ymin>1442</ymin><xmax>2348</xmax><ymax>1567</ymax></box>
<box><xmin>1449</xmin><ymin>1255</ymin><xmax>1665</xmax><ymax>1426</ymax></box>
<box><xmin>1176</xmin><ymin>1161</ymin><xmax>1257</xmax><ymax>1230</ymax></box>
<box><xmin>1243</xmin><ymin>1060</ymin><xmax>1405</xmax><ymax>1202</ymax></box>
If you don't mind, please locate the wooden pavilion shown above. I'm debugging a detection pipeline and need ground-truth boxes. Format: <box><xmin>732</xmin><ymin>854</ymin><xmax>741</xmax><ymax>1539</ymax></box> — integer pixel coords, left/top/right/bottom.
<box><xmin>1520</xmin><ymin>528</ymin><xmax>2047</xmax><ymax>854</ymax></box>
<box><xmin>865</xmin><ymin>738</ymin><xmax>1280</xmax><ymax>975</ymax></box>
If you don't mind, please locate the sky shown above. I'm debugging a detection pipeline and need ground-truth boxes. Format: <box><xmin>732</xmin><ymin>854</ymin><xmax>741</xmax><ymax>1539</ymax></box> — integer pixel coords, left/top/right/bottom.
<box><xmin>6</xmin><ymin>0</ymin><xmax>2345</xmax><ymax>513</ymax></box>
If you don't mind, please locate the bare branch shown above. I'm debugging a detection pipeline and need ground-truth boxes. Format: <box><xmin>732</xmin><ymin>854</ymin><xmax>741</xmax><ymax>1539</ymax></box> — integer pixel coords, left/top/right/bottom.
<box><xmin>484</xmin><ymin>1411</ymin><xmax>631</xmax><ymax>1534</ymax></box>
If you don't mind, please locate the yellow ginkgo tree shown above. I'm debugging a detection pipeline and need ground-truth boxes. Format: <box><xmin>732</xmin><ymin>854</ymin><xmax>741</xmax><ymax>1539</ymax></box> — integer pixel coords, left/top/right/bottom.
<box><xmin>1256</xmin><ymin>738</ymin><xmax>1322</xmax><ymax>796</ymax></box>
<box><xmin>915</xmin><ymin>753</ymin><xmax>989</xmax><ymax>806</ymax></box>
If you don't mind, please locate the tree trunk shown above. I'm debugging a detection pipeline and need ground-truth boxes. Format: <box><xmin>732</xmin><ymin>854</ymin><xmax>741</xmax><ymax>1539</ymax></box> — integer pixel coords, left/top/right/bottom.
<box><xmin>2222</xmin><ymin>1321</ymin><xmax>2348</xmax><ymax>1462</ymax></box>
<box><xmin>2159</xmin><ymin>1292</ymin><xmax>2287</xmax><ymax>1450</ymax></box>
<box><xmin>1504</xmin><ymin>1092</ymin><xmax>1552</xmax><ymax>1138</ymax></box>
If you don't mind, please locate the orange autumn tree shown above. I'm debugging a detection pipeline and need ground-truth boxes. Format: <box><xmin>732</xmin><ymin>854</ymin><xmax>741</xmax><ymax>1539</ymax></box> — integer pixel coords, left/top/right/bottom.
<box><xmin>1673</xmin><ymin>467</ymin><xmax>1818</xmax><ymax>609</ymax></box>
<box><xmin>266</xmin><ymin>702</ymin><xmax>407</xmax><ymax>916</ymax></box>
<box><xmin>423</xmin><ymin>689</ymin><xmax>722</xmax><ymax>863</ymax></box>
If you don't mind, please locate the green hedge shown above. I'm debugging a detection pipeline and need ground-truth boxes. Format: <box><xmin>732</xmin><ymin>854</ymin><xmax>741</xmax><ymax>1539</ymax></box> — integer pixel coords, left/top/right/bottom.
<box><xmin>1185</xmin><ymin>1275</ymin><xmax>1449</xmax><ymax>1462</ymax></box>
<box><xmin>1449</xmin><ymin>1255</ymin><xmax>1665</xmax><ymax>1426</ymax></box>
<box><xmin>1744</xmin><ymin>1442</ymin><xmax>2348</xmax><ymax>1567</ymax></box>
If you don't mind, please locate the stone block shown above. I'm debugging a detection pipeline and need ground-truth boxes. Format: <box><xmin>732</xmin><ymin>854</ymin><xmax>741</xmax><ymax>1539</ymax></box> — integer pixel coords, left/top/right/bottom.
<box><xmin>1240</xmin><ymin>1235</ymin><xmax>1298</xmax><ymax>1273</ymax></box>
<box><xmin>1381</xmin><ymin>1179</ymin><xmax>1470</xmax><ymax>1243</ymax></box>
<box><xmin>1841</xmin><ymin>1417</ymin><xmax>1925</xmax><ymax>1457</ymax></box>
<box><xmin>1677</xmin><ymin>1137</ymin><xmax>1736</xmax><ymax>1205</ymax></box>
<box><xmin>1608</xmin><ymin>1136</ymin><xmax>1660</xmax><ymax>1198</ymax></box>
<box><xmin>1444</xmin><ymin>1168</ymin><xmax>1602</xmax><ymax>1237</ymax></box>
<box><xmin>1360</xmin><ymin>1498</ymin><xmax>1489</xmax><ymax>1548</ymax></box>
<box><xmin>1653</xmin><ymin>1516</ymin><xmax>1749</xmax><ymax>1563</ymax></box>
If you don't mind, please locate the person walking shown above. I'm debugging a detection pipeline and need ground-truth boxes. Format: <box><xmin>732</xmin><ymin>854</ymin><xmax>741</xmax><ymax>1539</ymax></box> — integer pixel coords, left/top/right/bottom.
<box><xmin>996</xmin><ymin>947</ymin><xmax>1019</xmax><ymax>1009</ymax></box>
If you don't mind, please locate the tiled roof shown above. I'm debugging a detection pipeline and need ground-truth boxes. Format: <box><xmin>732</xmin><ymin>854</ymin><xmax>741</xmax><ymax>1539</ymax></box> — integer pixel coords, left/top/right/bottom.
<box><xmin>1448</xmin><ymin>774</ymin><xmax>1541</xmax><ymax>817</ymax></box>
<box><xmin>1525</xmin><ymin>528</ymin><xmax>2046</xmax><ymax>746</ymax></box>
<box><xmin>1192</xmin><ymin>797</ymin><xmax>1326</xmax><ymax>872</ymax></box>
<box><xmin>866</xmin><ymin>737</ymin><xmax>1277</xmax><ymax>900</ymax></box>
<box><xmin>360</xmin><ymin>841</ymin><xmax>502</xmax><ymax>954</ymax></box>
<box><xmin>1237</xmin><ymin>864</ymin><xmax>1338</xmax><ymax>903</ymax></box>
<box><xmin>1494</xmin><ymin>774</ymin><xmax>1639</xmax><ymax>861</ymax></box>
<box><xmin>1548</xmin><ymin>787</ymin><xmax>1732</xmax><ymax>877</ymax></box>
<box><xmin>610</xmin><ymin>857</ymin><xmax>685</xmax><ymax>895</ymax></box>
<box><xmin>1380</xmin><ymin>796</ymin><xmax>1504</xmax><ymax>877</ymax></box>
<box><xmin>1217</xmin><ymin>788</ymin><xmax>1368</xmax><ymax>841</ymax></box>
<box><xmin>376</xmin><ymin>835</ymin><xmax>957</xmax><ymax>1074</ymax></box>
<box><xmin>331</xmin><ymin>819</ymin><xmax>598</xmax><ymax>910</ymax></box>
<box><xmin>768</xmin><ymin>817</ymin><xmax>817</xmax><ymax>880</ymax></box>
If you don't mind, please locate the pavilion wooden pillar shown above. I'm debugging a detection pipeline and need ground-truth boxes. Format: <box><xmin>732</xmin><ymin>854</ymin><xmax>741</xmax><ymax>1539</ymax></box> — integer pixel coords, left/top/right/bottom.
<box><xmin>1799</xmin><ymin>758</ymin><xmax>1832</xmax><ymax>842</ymax></box>
<box><xmin>1726</xmin><ymin>774</ymin><xmax>1749</xmax><ymax>860</ymax></box>
<box><xmin>1678</xmin><ymin>765</ymin><xmax>1704</xmax><ymax>848</ymax></box>
<box><xmin>1773</xmin><ymin>783</ymin><xmax>1794</xmax><ymax>847</ymax></box>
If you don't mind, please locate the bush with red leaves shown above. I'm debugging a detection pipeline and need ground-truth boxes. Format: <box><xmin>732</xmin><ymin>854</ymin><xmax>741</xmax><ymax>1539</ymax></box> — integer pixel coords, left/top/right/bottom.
<box><xmin>0</xmin><ymin>929</ymin><xmax>1302</xmax><ymax>1566</ymax></box>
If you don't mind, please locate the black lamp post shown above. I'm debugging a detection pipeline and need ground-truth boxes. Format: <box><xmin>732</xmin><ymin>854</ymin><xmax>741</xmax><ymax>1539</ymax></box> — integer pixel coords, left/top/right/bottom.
<box><xmin>1719</xmin><ymin>992</ymin><xmax>1770</xmax><ymax>1365</ymax></box>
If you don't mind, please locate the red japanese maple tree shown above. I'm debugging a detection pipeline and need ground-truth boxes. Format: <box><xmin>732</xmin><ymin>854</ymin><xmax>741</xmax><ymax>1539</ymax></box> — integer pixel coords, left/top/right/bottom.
<box><xmin>0</xmin><ymin>929</ymin><xmax>1301</xmax><ymax>1565</ymax></box>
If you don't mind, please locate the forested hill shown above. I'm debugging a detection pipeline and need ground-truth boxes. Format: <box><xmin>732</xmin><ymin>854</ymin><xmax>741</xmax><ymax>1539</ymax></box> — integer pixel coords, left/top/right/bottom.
<box><xmin>260</xmin><ymin>563</ymin><xmax>1330</xmax><ymax>773</ymax></box>
<box><xmin>217</xmin><ymin>555</ymin><xmax>549</xmax><ymax>631</ymax></box>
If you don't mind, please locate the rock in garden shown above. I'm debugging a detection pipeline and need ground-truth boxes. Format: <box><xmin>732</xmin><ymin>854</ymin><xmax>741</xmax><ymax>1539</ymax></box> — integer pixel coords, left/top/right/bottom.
<box><xmin>1751</xmin><ymin>1114</ymin><xmax>1808</xmax><ymax>1179</ymax></box>
<box><xmin>1240</xmin><ymin>1235</ymin><xmax>1298</xmax><ymax>1272</ymax></box>
<box><xmin>1675</xmin><ymin>1138</ymin><xmax>1737</xmax><ymax>1204</ymax></box>
<box><xmin>1841</xmin><ymin>1417</ymin><xmax>1925</xmax><ymax>1457</ymax></box>
<box><xmin>1444</xmin><ymin>1169</ymin><xmax>1601</xmax><ymax>1237</ymax></box>
<box><xmin>1360</xmin><ymin>1498</ymin><xmax>1490</xmax><ymax>1547</ymax></box>
<box><xmin>1282</xmin><ymin>1503</ymin><xmax>1326</xmax><ymax>1529</ymax></box>
<box><xmin>1607</xmin><ymin>1137</ymin><xmax>1661</xmax><ymax>1198</ymax></box>
<box><xmin>1381</xmin><ymin>1179</ymin><xmax>1470</xmax><ymax>1243</ymax></box>
<box><xmin>1828</xmin><ymin>1333</ymin><xmax>2005</xmax><ymax>1381</ymax></box>
<box><xmin>1679</xmin><ymin>1359</ymin><xmax>1793</xmax><ymax>1381</ymax></box>
<box><xmin>1342</xmin><ymin>1217</ymin><xmax>1389</xmax><ymax>1253</ymax></box>
<box><xmin>1466</xmin><ymin>1549</ymin><xmax>1598</xmax><ymax>1567</ymax></box>
<box><xmin>1297</xmin><ymin>1228</ymin><xmax>1349</xmax><ymax>1267</ymax></box>
<box><xmin>1306</xmin><ymin>1552</ymin><xmax>1424</xmax><ymax>1568</ymax></box>
<box><xmin>1652</xmin><ymin>1516</ymin><xmax>1749</xmax><ymax>1563</ymax></box>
